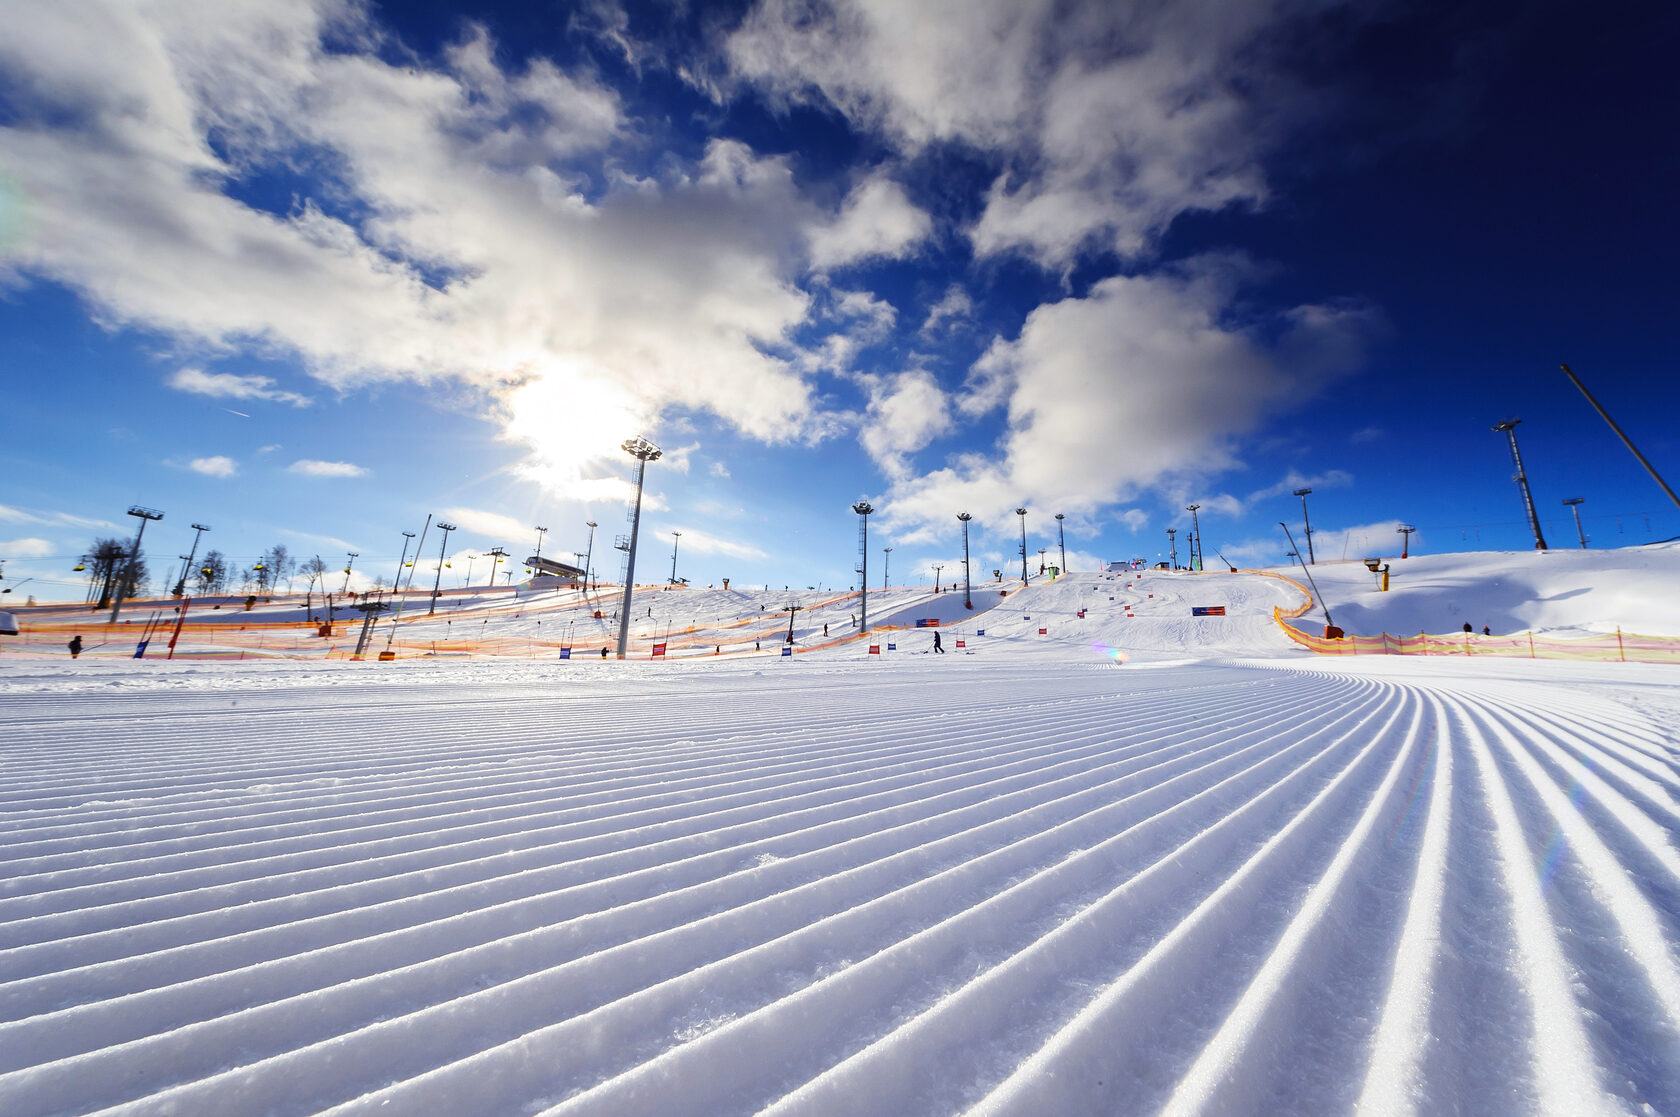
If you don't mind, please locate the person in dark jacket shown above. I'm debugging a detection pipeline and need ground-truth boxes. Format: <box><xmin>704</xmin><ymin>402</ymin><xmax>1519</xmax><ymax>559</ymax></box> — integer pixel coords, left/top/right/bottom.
<box><xmin>933</xmin><ymin>630</ymin><xmax>944</xmax><ymax>653</ymax></box>
<box><xmin>68</xmin><ymin>634</ymin><xmax>83</xmax><ymax>658</ymax></box>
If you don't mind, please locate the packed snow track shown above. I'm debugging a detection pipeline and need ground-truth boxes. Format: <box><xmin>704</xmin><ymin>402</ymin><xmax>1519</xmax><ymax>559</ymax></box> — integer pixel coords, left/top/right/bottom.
<box><xmin>2</xmin><ymin>654</ymin><xmax>1678</xmax><ymax>1115</ymax></box>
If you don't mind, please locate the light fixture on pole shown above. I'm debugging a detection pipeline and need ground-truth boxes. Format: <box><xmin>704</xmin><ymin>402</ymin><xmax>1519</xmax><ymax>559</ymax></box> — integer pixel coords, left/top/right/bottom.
<box><xmin>670</xmin><ymin>531</ymin><xmax>682</xmax><ymax>584</ymax></box>
<box><xmin>1562</xmin><ymin>498</ymin><xmax>1588</xmax><ymax>548</ymax></box>
<box><xmin>933</xmin><ymin>562</ymin><xmax>943</xmax><ymax>591</ymax></box>
<box><xmin>342</xmin><ymin>552</ymin><xmax>357</xmax><ymax>594</ymax></box>
<box><xmin>533</xmin><ymin>526</ymin><xmax>547</xmax><ymax>564</ymax></box>
<box><xmin>1397</xmin><ymin>524</ymin><xmax>1416</xmax><ymax>558</ymax></box>
<box><xmin>429</xmin><ymin>522</ymin><xmax>456</xmax><ymax>613</ymax></box>
<box><xmin>110</xmin><ymin>505</ymin><xmax>163</xmax><ymax>624</ymax></box>
<box><xmin>957</xmin><ymin>512</ymin><xmax>973</xmax><ymax>608</ymax></box>
<box><xmin>1054</xmin><ymin>513</ymin><xmax>1066</xmax><ymax>574</ymax></box>
<box><xmin>1186</xmin><ymin>504</ymin><xmax>1202</xmax><ymax>571</ymax></box>
<box><xmin>1167</xmin><ymin>527</ymin><xmax>1178</xmax><ymax>570</ymax></box>
<box><xmin>1493</xmin><ymin>420</ymin><xmax>1547</xmax><ymax>549</ymax></box>
<box><xmin>464</xmin><ymin>553</ymin><xmax>477</xmax><ymax>587</ymax></box>
<box><xmin>616</xmin><ymin>437</ymin><xmax>662</xmax><ymax>658</ymax></box>
<box><xmin>583</xmin><ymin>520</ymin><xmax>597</xmax><ymax>591</ymax></box>
<box><xmin>882</xmin><ymin>545</ymin><xmax>892</xmax><ymax>590</ymax></box>
<box><xmin>174</xmin><ymin>522</ymin><xmax>210</xmax><ymax>597</ymax></box>
<box><xmin>1016</xmin><ymin>507</ymin><xmax>1028</xmax><ymax>583</ymax></box>
<box><xmin>1293</xmin><ymin>488</ymin><xmax>1316</xmax><ymax>564</ymax></box>
<box><xmin>853</xmin><ymin>500</ymin><xmax>873</xmax><ymax>632</ymax></box>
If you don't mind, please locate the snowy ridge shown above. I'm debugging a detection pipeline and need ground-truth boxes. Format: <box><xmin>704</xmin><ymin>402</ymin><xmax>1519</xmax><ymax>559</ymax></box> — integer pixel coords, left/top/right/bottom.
<box><xmin>3</xmin><ymin>646</ymin><xmax>1679</xmax><ymax>1114</ymax></box>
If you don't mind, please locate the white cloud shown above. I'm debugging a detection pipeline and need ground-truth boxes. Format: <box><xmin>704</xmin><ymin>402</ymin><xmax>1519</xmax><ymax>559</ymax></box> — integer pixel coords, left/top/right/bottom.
<box><xmin>0</xmin><ymin>505</ymin><xmax>118</xmax><ymax>530</ymax></box>
<box><xmin>860</xmin><ymin>370</ymin><xmax>953</xmax><ymax>479</ymax></box>
<box><xmin>807</xmin><ymin>174</ymin><xmax>932</xmax><ymax>269</ymax></box>
<box><xmin>289</xmin><ymin>459</ymin><xmax>368</xmax><ymax>478</ymax></box>
<box><xmin>660</xmin><ymin>526</ymin><xmax>767</xmax><ymax>561</ymax></box>
<box><xmin>881</xmin><ymin>262</ymin><xmax>1376</xmax><ymax>540</ymax></box>
<box><xmin>0</xmin><ymin>5</ymin><xmax>830</xmax><ymax>505</ymax></box>
<box><xmin>709</xmin><ymin>461</ymin><xmax>731</xmax><ymax>479</ymax></box>
<box><xmin>0</xmin><ymin>537</ymin><xmax>55</xmax><ymax>557</ymax></box>
<box><xmin>438</xmin><ymin>507</ymin><xmax>536</xmax><ymax>545</ymax></box>
<box><xmin>188</xmin><ymin>455</ymin><xmax>238</xmax><ymax>477</ymax></box>
<box><xmin>920</xmin><ymin>285</ymin><xmax>973</xmax><ymax>335</ymax></box>
<box><xmin>725</xmin><ymin>0</ymin><xmax>1329</xmax><ymax>268</ymax></box>
<box><xmin>168</xmin><ymin>367</ymin><xmax>313</xmax><ymax>407</ymax></box>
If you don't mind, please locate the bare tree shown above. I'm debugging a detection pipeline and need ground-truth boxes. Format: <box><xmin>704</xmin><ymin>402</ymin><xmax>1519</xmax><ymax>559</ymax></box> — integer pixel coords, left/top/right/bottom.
<box><xmin>83</xmin><ymin>537</ymin><xmax>146</xmax><ymax>607</ymax></box>
<box><xmin>195</xmin><ymin>550</ymin><xmax>229</xmax><ymax>596</ymax></box>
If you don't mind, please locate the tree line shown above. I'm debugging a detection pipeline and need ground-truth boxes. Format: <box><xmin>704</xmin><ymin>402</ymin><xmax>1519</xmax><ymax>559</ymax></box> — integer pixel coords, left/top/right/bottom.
<box><xmin>79</xmin><ymin>539</ymin><xmax>334</xmax><ymax>602</ymax></box>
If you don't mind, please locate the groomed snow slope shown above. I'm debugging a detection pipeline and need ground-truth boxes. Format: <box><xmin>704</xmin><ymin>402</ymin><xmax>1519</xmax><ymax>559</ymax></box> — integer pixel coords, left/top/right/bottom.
<box><xmin>2</xmin><ymin>558</ymin><xmax>1679</xmax><ymax>1115</ymax></box>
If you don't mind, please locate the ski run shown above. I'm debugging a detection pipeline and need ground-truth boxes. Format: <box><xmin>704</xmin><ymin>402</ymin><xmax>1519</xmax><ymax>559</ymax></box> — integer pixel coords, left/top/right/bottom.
<box><xmin>2</xmin><ymin>551</ymin><xmax>1679</xmax><ymax>1115</ymax></box>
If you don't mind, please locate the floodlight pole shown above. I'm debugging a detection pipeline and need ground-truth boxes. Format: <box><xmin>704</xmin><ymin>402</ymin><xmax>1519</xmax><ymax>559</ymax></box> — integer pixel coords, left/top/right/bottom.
<box><xmin>1493</xmin><ymin>420</ymin><xmax>1547</xmax><ymax>549</ymax></box>
<box><xmin>1185</xmin><ymin>505</ymin><xmax>1201</xmax><ymax>571</ymax></box>
<box><xmin>174</xmin><ymin>522</ymin><xmax>210</xmax><ymax>597</ymax></box>
<box><xmin>670</xmin><ymin>531</ymin><xmax>681</xmax><ymax>584</ymax></box>
<box><xmin>1280</xmin><ymin>522</ymin><xmax>1334</xmax><ymax>630</ymax></box>
<box><xmin>957</xmin><ymin>512</ymin><xmax>973</xmax><ymax>608</ymax></box>
<box><xmin>1562</xmin><ymin>498</ymin><xmax>1588</xmax><ymax>549</ymax></box>
<box><xmin>882</xmin><ymin>546</ymin><xmax>892</xmax><ymax>590</ymax></box>
<box><xmin>934</xmin><ymin>562</ymin><xmax>943</xmax><ymax>590</ymax></box>
<box><xmin>1293</xmin><ymin>488</ymin><xmax>1315</xmax><ymax>564</ymax></box>
<box><xmin>429</xmin><ymin>522</ymin><xmax>456</xmax><ymax>613</ymax></box>
<box><xmin>110</xmin><ymin>505</ymin><xmax>163</xmax><ymax>624</ymax></box>
<box><xmin>1562</xmin><ymin>363</ymin><xmax>1680</xmax><ymax>513</ymax></box>
<box><xmin>534</xmin><ymin>526</ymin><xmax>547</xmax><ymax>564</ymax></box>
<box><xmin>584</xmin><ymin>520</ymin><xmax>597</xmax><ymax>592</ymax></box>
<box><xmin>1167</xmin><ymin>528</ymin><xmax>1178</xmax><ymax>569</ymax></box>
<box><xmin>342</xmin><ymin>552</ymin><xmax>357</xmax><ymax>594</ymax></box>
<box><xmin>616</xmin><ymin>437</ymin><xmax>662</xmax><ymax>658</ymax></box>
<box><xmin>1016</xmin><ymin>508</ymin><xmax>1028</xmax><ymax>583</ymax></box>
<box><xmin>1398</xmin><ymin>523</ymin><xmax>1416</xmax><ymax>558</ymax></box>
<box><xmin>1054</xmin><ymin>512</ymin><xmax>1066</xmax><ymax>574</ymax></box>
<box><xmin>853</xmin><ymin>501</ymin><xmax>873</xmax><ymax>632</ymax></box>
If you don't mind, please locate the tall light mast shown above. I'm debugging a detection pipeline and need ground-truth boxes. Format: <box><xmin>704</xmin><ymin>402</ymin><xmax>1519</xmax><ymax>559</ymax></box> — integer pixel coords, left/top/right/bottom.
<box><xmin>957</xmin><ymin>512</ymin><xmax>973</xmax><ymax>608</ymax></box>
<box><xmin>853</xmin><ymin>501</ymin><xmax>873</xmax><ymax>632</ymax></box>
<box><xmin>615</xmin><ymin>437</ymin><xmax>662</xmax><ymax>658</ymax></box>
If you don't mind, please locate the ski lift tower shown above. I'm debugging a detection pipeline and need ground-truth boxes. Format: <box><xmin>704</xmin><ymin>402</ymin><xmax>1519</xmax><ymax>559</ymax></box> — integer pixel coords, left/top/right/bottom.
<box><xmin>615</xmin><ymin>437</ymin><xmax>662</xmax><ymax>658</ymax></box>
<box><xmin>1493</xmin><ymin>419</ymin><xmax>1547</xmax><ymax>549</ymax></box>
<box><xmin>110</xmin><ymin>505</ymin><xmax>163</xmax><ymax>625</ymax></box>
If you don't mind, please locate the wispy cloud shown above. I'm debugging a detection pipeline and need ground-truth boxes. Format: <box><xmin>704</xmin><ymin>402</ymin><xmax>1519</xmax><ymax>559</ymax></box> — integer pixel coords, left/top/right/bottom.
<box><xmin>168</xmin><ymin>367</ymin><xmax>313</xmax><ymax>408</ymax></box>
<box><xmin>0</xmin><ymin>504</ymin><xmax>118</xmax><ymax>530</ymax></box>
<box><xmin>289</xmin><ymin>459</ymin><xmax>368</xmax><ymax>478</ymax></box>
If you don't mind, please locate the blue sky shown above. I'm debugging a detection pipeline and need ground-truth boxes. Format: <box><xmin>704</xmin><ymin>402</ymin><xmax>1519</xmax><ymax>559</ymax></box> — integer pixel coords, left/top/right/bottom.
<box><xmin>2</xmin><ymin>0</ymin><xmax>1677</xmax><ymax>602</ymax></box>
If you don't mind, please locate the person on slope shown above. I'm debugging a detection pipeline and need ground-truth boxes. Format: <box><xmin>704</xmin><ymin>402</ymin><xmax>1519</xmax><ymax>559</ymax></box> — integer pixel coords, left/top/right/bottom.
<box><xmin>933</xmin><ymin>630</ymin><xmax>944</xmax><ymax>654</ymax></box>
<box><xmin>68</xmin><ymin>634</ymin><xmax>83</xmax><ymax>659</ymax></box>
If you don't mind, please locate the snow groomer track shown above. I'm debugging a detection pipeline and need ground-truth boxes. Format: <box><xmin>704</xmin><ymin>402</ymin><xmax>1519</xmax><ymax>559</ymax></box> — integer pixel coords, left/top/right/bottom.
<box><xmin>3</xmin><ymin>655</ymin><xmax>1679</xmax><ymax>1115</ymax></box>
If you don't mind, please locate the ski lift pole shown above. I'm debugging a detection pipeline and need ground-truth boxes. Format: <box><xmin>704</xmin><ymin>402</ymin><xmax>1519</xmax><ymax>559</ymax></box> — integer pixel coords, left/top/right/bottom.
<box><xmin>1280</xmin><ymin>523</ymin><xmax>1334</xmax><ymax>631</ymax></box>
<box><xmin>1561</xmin><ymin>363</ymin><xmax>1680</xmax><ymax>513</ymax></box>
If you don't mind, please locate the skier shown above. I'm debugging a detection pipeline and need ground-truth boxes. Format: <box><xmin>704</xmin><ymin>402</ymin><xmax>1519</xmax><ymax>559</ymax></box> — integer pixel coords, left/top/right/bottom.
<box><xmin>933</xmin><ymin>630</ymin><xmax>944</xmax><ymax>654</ymax></box>
<box><xmin>68</xmin><ymin>634</ymin><xmax>83</xmax><ymax>659</ymax></box>
<box><xmin>1482</xmin><ymin>624</ymin><xmax>1491</xmax><ymax>635</ymax></box>
<box><xmin>1462</xmin><ymin>622</ymin><xmax>1473</xmax><ymax>633</ymax></box>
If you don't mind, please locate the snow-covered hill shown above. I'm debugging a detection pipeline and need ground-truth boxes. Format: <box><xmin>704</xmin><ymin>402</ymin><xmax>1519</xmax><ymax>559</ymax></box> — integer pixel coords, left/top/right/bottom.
<box><xmin>1</xmin><ymin>545</ymin><xmax>1678</xmax><ymax>1114</ymax></box>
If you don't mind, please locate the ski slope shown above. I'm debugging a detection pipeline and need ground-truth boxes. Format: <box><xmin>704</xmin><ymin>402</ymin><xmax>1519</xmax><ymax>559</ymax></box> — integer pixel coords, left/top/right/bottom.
<box><xmin>2</xmin><ymin>553</ymin><xmax>1679</xmax><ymax>1115</ymax></box>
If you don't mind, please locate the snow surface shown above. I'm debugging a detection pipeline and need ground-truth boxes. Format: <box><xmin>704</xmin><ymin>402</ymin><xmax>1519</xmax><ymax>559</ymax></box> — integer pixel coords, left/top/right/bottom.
<box><xmin>2</xmin><ymin>549</ymin><xmax>1679</xmax><ymax>1115</ymax></box>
